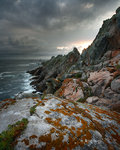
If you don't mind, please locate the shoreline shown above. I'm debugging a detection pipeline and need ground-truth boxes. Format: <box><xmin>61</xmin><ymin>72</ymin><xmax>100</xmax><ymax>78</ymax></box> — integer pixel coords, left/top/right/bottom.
<box><xmin>0</xmin><ymin>7</ymin><xmax>120</xmax><ymax>150</ymax></box>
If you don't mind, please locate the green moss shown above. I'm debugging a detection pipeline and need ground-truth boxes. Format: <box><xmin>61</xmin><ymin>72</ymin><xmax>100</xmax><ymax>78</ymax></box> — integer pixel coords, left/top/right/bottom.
<box><xmin>115</xmin><ymin>64</ymin><xmax>120</xmax><ymax>70</ymax></box>
<box><xmin>30</xmin><ymin>105</ymin><xmax>37</xmax><ymax>115</ymax></box>
<box><xmin>41</xmin><ymin>94</ymin><xmax>46</xmax><ymax>100</ymax></box>
<box><xmin>0</xmin><ymin>118</ymin><xmax>28</xmax><ymax>150</ymax></box>
<box><xmin>77</xmin><ymin>98</ymin><xmax>86</xmax><ymax>103</ymax></box>
<box><xmin>74</xmin><ymin>73</ymin><xmax>82</xmax><ymax>78</ymax></box>
<box><xmin>83</xmin><ymin>87</ymin><xmax>93</xmax><ymax>98</ymax></box>
<box><xmin>75</xmin><ymin>87</ymin><xmax>78</xmax><ymax>92</ymax></box>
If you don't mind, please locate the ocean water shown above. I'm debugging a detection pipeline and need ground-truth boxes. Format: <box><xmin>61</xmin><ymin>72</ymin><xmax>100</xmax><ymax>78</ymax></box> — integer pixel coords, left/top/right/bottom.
<box><xmin>0</xmin><ymin>59</ymin><xmax>42</xmax><ymax>101</ymax></box>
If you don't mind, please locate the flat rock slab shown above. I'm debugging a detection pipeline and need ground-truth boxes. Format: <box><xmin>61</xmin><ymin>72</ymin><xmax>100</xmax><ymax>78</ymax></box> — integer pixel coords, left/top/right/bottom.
<box><xmin>0</xmin><ymin>97</ymin><xmax>36</xmax><ymax>133</ymax></box>
<box><xmin>0</xmin><ymin>95</ymin><xmax>120</xmax><ymax>150</ymax></box>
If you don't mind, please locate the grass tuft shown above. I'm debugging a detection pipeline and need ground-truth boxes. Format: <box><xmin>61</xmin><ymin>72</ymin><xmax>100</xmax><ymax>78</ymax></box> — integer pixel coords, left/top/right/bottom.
<box><xmin>115</xmin><ymin>64</ymin><xmax>120</xmax><ymax>70</ymax></box>
<box><xmin>0</xmin><ymin>118</ymin><xmax>28</xmax><ymax>150</ymax></box>
<box><xmin>30</xmin><ymin>105</ymin><xmax>37</xmax><ymax>115</ymax></box>
<box><xmin>77</xmin><ymin>98</ymin><xmax>86</xmax><ymax>103</ymax></box>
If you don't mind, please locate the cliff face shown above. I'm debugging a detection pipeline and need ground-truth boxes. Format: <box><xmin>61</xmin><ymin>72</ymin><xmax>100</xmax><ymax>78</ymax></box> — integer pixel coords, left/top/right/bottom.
<box><xmin>0</xmin><ymin>7</ymin><xmax>120</xmax><ymax>150</ymax></box>
<box><xmin>28</xmin><ymin>47</ymin><xmax>80</xmax><ymax>93</ymax></box>
<box><xmin>29</xmin><ymin>8</ymin><xmax>120</xmax><ymax>112</ymax></box>
<box><xmin>82</xmin><ymin>7</ymin><xmax>120</xmax><ymax>64</ymax></box>
<box><xmin>28</xmin><ymin>7</ymin><xmax>120</xmax><ymax>113</ymax></box>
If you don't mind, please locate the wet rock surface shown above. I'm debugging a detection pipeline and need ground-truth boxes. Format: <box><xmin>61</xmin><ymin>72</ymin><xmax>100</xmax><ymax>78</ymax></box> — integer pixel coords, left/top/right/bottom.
<box><xmin>0</xmin><ymin>95</ymin><xmax>120</xmax><ymax>150</ymax></box>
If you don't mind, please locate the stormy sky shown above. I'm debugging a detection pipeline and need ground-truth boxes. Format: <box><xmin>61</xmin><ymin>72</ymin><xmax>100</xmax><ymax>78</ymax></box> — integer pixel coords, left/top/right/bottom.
<box><xmin>0</xmin><ymin>0</ymin><xmax>120</xmax><ymax>59</ymax></box>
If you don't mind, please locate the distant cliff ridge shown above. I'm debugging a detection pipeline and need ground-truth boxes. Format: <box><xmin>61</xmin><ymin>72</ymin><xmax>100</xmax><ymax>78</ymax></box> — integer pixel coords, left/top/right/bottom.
<box><xmin>82</xmin><ymin>7</ymin><xmax>120</xmax><ymax>65</ymax></box>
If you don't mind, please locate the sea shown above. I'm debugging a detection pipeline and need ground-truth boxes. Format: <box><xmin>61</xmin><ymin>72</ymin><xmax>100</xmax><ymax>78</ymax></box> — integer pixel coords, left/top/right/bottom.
<box><xmin>0</xmin><ymin>58</ymin><xmax>47</xmax><ymax>101</ymax></box>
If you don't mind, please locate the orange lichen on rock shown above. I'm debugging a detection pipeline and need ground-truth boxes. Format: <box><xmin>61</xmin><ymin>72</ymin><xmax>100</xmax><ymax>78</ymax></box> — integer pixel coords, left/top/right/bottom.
<box><xmin>29</xmin><ymin>135</ymin><xmax>38</xmax><ymax>139</ymax></box>
<box><xmin>55</xmin><ymin>78</ymin><xmax>84</xmax><ymax>101</ymax></box>
<box><xmin>112</xmin><ymin>50</ymin><xmax>120</xmax><ymax>58</ymax></box>
<box><xmin>39</xmin><ymin>131</ymin><xmax>67</xmax><ymax>150</ymax></box>
<box><xmin>0</xmin><ymin>98</ymin><xmax>16</xmax><ymax>111</ymax></box>
<box><xmin>105</xmin><ymin>125</ymin><xmax>120</xmax><ymax>144</ymax></box>
<box><xmin>36</xmin><ymin>100</ymin><xmax>42</xmax><ymax>104</ymax></box>
<box><xmin>22</xmin><ymin>139</ymin><xmax>29</xmax><ymax>145</ymax></box>
<box><xmin>50</xmin><ymin>107</ymin><xmax>73</xmax><ymax>116</ymax></box>
<box><xmin>94</xmin><ymin>106</ymin><xmax>120</xmax><ymax>124</ymax></box>
<box><xmin>29</xmin><ymin>144</ymin><xmax>37</xmax><ymax>149</ymax></box>
<box><xmin>107</xmin><ymin>67</ymin><xmax>116</xmax><ymax>73</ymax></box>
<box><xmin>113</xmin><ymin>70</ymin><xmax>120</xmax><ymax>78</ymax></box>
<box><xmin>6</xmin><ymin>95</ymin><xmax>120</xmax><ymax>149</ymax></box>
<box><xmin>75</xmin><ymin>116</ymin><xmax>81</xmax><ymax>122</ymax></box>
<box><xmin>32</xmin><ymin>97</ymin><xmax>39</xmax><ymax>100</ymax></box>
<box><xmin>71</xmin><ymin>126</ymin><xmax>75</xmax><ymax>130</ymax></box>
<box><xmin>45</xmin><ymin>117</ymin><xmax>52</xmax><ymax>124</ymax></box>
<box><xmin>44</xmin><ymin>111</ymin><xmax>51</xmax><ymax>114</ymax></box>
<box><xmin>42</xmin><ymin>98</ymin><xmax>49</xmax><ymax>101</ymax></box>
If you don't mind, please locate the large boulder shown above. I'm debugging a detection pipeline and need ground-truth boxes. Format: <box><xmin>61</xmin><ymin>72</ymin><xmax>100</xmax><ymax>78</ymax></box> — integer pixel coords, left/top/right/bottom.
<box><xmin>86</xmin><ymin>96</ymin><xmax>113</xmax><ymax>107</ymax></box>
<box><xmin>111</xmin><ymin>76</ymin><xmax>120</xmax><ymax>93</ymax></box>
<box><xmin>55</xmin><ymin>78</ymin><xmax>84</xmax><ymax>101</ymax></box>
<box><xmin>104</xmin><ymin>87</ymin><xmax>120</xmax><ymax>101</ymax></box>
<box><xmin>88</xmin><ymin>71</ymin><xmax>113</xmax><ymax>96</ymax></box>
<box><xmin>86</xmin><ymin>96</ymin><xmax>99</xmax><ymax>104</ymax></box>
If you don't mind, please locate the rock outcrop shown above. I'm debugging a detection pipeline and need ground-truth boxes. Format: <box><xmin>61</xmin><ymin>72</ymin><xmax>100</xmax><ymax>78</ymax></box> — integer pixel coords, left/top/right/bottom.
<box><xmin>28</xmin><ymin>47</ymin><xmax>80</xmax><ymax>93</ymax></box>
<box><xmin>81</xmin><ymin>7</ymin><xmax>120</xmax><ymax>65</ymax></box>
<box><xmin>55</xmin><ymin>78</ymin><xmax>84</xmax><ymax>101</ymax></box>
<box><xmin>1</xmin><ymin>7</ymin><xmax>120</xmax><ymax>150</ymax></box>
<box><xmin>28</xmin><ymin>8</ymin><xmax>120</xmax><ymax>112</ymax></box>
<box><xmin>0</xmin><ymin>95</ymin><xmax>120</xmax><ymax>150</ymax></box>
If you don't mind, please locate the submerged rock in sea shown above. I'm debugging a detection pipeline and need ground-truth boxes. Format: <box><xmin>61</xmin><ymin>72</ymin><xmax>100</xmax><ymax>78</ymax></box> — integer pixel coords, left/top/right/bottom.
<box><xmin>0</xmin><ymin>94</ymin><xmax>120</xmax><ymax>150</ymax></box>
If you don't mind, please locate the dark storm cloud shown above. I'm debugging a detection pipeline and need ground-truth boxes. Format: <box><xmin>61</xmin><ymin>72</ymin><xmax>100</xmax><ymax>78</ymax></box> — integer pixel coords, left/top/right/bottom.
<box><xmin>0</xmin><ymin>0</ymin><xmax>119</xmax><ymax>29</ymax></box>
<box><xmin>0</xmin><ymin>0</ymin><xmax>120</xmax><ymax>58</ymax></box>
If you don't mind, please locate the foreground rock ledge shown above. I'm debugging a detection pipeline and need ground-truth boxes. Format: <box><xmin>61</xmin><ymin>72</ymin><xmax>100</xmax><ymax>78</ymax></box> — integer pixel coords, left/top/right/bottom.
<box><xmin>0</xmin><ymin>95</ymin><xmax>120</xmax><ymax>150</ymax></box>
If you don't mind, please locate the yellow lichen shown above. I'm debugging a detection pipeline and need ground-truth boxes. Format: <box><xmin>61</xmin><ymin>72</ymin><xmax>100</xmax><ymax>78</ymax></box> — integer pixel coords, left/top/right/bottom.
<box><xmin>44</xmin><ymin>111</ymin><xmax>51</xmax><ymax>114</ymax></box>
<box><xmin>29</xmin><ymin>135</ymin><xmax>38</xmax><ymax>139</ymax></box>
<box><xmin>22</xmin><ymin>139</ymin><xmax>29</xmax><ymax>145</ymax></box>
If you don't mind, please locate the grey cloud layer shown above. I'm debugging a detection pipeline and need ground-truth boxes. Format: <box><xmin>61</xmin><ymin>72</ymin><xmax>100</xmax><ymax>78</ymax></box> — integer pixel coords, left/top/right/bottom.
<box><xmin>0</xmin><ymin>0</ymin><xmax>120</xmax><ymax>58</ymax></box>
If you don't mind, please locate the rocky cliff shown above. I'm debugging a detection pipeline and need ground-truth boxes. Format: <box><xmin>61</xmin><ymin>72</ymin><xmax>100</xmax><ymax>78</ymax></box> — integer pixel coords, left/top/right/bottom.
<box><xmin>82</xmin><ymin>7</ymin><xmax>120</xmax><ymax>65</ymax></box>
<box><xmin>29</xmin><ymin>7</ymin><xmax>120</xmax><ymax>112</ymax></box>
<box><xmin>0</xmin><ymin>7</ymin><xmax>120</xmax><ymax>150</ymax></box>
<box><xmin>28</xmin><ymin>47</ymin><xmax>80</xmax><ymax>93</ymax></box>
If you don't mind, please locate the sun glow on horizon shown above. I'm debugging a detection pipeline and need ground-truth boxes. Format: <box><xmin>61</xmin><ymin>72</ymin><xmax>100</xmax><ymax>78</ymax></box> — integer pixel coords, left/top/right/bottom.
<box><xmin>57</xmin><ymin>40</ymin><xmax>92</xmax><ymax>54</ymax></box>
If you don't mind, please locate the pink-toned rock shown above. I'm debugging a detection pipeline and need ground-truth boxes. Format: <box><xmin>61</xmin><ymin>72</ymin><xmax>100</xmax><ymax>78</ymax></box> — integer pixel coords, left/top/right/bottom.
<box><xmin>88</xmin><ymin>71</ymin><xmax>113</xmax><ymax>95</ymax></box>
<box><xmin>86</xmin><ymin>96</ymin><xmax>99</xmax><ymax>104</ymax></box>
<box><xmin>55</xmin><ymin>78</ymin><xmax>84</xmax><ymax>101</ymax></box>
<box><xmin>86</xmin><ymin>96</ymin><xmax>116</xmax><ymax>108</ymax></box>
<box><xmin>95</xmin><ymin>98</ymin><xmax>113</xmax><ymax>107</ymax></box>
<box><xmin>110</xmin><ymin>52</ymin><xmax>120</xmax><ymax>66</ymax></box>
<box><xmin>112</xmin><ymin>50</ymin><xmax>120</xmax><ymax>58</ymax></box>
